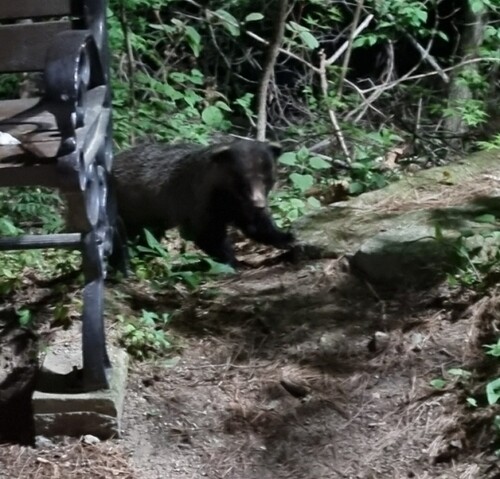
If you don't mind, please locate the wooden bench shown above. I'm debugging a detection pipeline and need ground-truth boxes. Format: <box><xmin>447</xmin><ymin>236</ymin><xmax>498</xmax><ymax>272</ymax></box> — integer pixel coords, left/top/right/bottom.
<box><xmin>0</xmin><ymin>0</ymin><xmax>126</xmax><ymax>391</ymax></box>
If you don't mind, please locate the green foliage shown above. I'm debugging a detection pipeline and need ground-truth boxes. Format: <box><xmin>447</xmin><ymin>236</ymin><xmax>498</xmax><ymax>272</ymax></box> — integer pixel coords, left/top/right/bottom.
<box><xmin>469</xmin><ymin>0</ymin><xmax>498</xmax><ymax>14</ymax></box>
<box><xmin>266</xmin><ymin>147</ymin><xmax>329</xmax><ymax>226</ymax></box>
<box><xmin>0</xmin><ymin>73</ymin><xmax>22</xmax><ymax>100</ymax></box>
<box><xmin>355</xmin><ymin>0</ymin><xmax>429</xmax><ymax>48</ymax></box>
<box><xmin>484</xmin><ymin>339</ymin><xmax>500</xmax><ymax>453</ymax></box>
<box><xmin>344</xmin><ymin>129</ymin><xmax>402</xmax><ymax>194</ymax></box>
<box><xmin>476</xmin><ymin>133</ymin><xmax>500</xmax><ymax>151</ymax></box>
<box><xmin>430</xmin><ymin>378</ymin><xmax>447</xmax><ymax>390</ymax></box>
<box><xmin>0</xmin><ymin>217</ymin><xmax>20</xmax><ymax>236</ymax></box>
<box><xmin>286</xmin><ymin>21</ymin><xmax>320</xmax><ymax>50</ymax></box>
<box><xmin>486</xmin><ymin>378</ymin><xmax>500</xmax><ymax>406</ymax></box>
<box><xmin>270</xmin><ymin>190</ymin><xmax>319</xmax><ymax>227</ymax></box>
<box><xmin>446</xmin><ymin>228</ymin><xmax>500</xmax><ymax>289</ymax></box>
<box><xmin>481</xmin><ymin>339</ymin><xmax>500</xmax><ymax>451</ymax></box>
<box><xmin>0</xmin><ymin>188</ymin><xmax>63</xmax><ymax>234</ymax></box>
<box><xmin>108</xmin><ymin>0</ymin><xmax>240</xmax><ymax>147</ymax></box>
<box><xmin>106</xmin><ymin>0</ymin><xmax>499</xmax><ymax>234</ymax></box>
<box><xmin>0</xmin><ymin>251</ymin><xmax>38</xmax><ymax>295</ymax></box>
<box><xmin>16</xmin><ymin>309</ymin><xmax>34</xmax><ymax>328</ymax></box>
<box><xmin>130</xmin><ymin>229</ymin><xmax>234</xmax><ymax>289</ymax></box>
<box><xmin>0</xmin><ymin>249</ymin><xmax>80</xmax><ymax>296</ymax></box>
<box><xmin>430</xmin><ymin>368</ymin><xmax>473</xmax><ymax>390</ymax></box>
<box><xmin>484</xmin><ymin>340</ymin><xmax>500</xmax><ymax>357</ymax></box>
<box><xmin>443</xmin><ymin>98</ymin><xmax>489</xmax><ymax>128</ymax></box>
<box><xmin>447</xmin><ymin>368</ymin><xmax>473</xmax><ymax>380</ymax></box>
<box><xmin>278</xmin><ymin>147</ymin><xmax>330</xmax><ymax>191</ymax></box>
<box><xmin>481</xmin><ymin>24</ymin><xmax>500</xmax><ymax>58</ymax></box>
<box><xmin>117</xmin><ymin>309</ymin><xmax>172</xmax><ymax>359</ymax></box>
<box><xmin>437</xmin><ymin>340</ymin><xmax>500</xmax><ymax>452</ymax></box>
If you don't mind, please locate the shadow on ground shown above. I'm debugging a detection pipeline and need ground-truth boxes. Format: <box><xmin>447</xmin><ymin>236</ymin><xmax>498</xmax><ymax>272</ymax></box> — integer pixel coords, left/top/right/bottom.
<box><xmin>117</xmin><ymin>258</ymin><xmax>499</xmax><ymax>479</ymax></box>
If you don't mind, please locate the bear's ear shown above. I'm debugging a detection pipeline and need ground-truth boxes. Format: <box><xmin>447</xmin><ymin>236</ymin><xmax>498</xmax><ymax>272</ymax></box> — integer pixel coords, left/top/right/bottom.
<box><xmin>268</xmin><ymin>142</ymin><xmax>282</xmax><ymax>160</ymax></box>
<box><xmin>210</xmin><ymin>144</ymin><xmax>233</xmax><ymax>163</ymax></box>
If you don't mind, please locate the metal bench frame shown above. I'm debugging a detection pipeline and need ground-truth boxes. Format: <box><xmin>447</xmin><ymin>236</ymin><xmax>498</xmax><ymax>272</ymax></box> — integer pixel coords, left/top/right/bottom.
<box><xmin>0</xmin><ymin>0</ymin><xmax>126</xmax><ymax>392</ymax></box>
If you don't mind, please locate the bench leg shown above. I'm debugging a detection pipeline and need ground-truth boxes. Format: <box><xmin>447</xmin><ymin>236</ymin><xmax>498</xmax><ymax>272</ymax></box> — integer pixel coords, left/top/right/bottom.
<box><xmin>81</xmin><ymin>230</ymin><xmax>110</xmax><ymax>390</ymax></box>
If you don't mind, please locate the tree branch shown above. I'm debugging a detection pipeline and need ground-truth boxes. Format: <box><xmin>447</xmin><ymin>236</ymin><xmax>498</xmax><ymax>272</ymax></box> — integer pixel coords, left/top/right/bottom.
<box><xmin>325</xmin><ymin>14</ymin><xmax>374</xmax><ymax>67</ymax></box>
<box><xmin>256</xmin><ymin>0</ymin><xmax>289</xmax><ymax>141</ymax></box>
<box><xmin>319</xmin><ymin>50</ymin><xmax>352</xmax><ymax>163</ymax></box>
<box><xmin>337</xmin><ymin>0</ymin><xmax>365</xmax><ymax>99</ymax></box>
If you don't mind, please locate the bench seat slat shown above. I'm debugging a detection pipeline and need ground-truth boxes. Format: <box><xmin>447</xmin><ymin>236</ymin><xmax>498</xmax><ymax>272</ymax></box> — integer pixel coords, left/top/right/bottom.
<box><xmin>0</xmin><ymin>141</ymin><xmax>60</xmax><ymax>164</ymax></box>
<box><xmin>0</xmin><ymin>98</ymin><xmax>61</xmax><ymax>161</ymax></box>
<box><xmin>0</xmin><ymin>85</ymin><xmax>109</xmax><ymax>164</ymax></box>
<box><xmin>0</xmin><ymin>98</ymin><xmax>58</xmax><ymax>135</ymax></box>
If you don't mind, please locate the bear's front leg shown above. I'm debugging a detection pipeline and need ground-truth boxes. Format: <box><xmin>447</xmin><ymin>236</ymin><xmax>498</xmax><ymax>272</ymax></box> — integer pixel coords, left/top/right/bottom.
<box><xmin>236</xmin><ymin>209</ymin><xmax>295</xmax><ymax>249</ymax></box>
<box><xmin>193</xmin><ymin>223</ymin><xmax>238</xmax><ymax>266</ymax></box>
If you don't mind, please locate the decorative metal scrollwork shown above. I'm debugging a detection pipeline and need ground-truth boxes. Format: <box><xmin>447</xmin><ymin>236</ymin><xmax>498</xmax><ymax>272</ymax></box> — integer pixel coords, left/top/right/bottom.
<box><xmin>41</xmin><ymin>0</ymin><xmax>121</xmax><ymax>391</ymax></box>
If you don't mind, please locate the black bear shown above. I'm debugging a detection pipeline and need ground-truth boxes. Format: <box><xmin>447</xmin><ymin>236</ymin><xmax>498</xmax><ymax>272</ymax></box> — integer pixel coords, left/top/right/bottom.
<box><xmin>112</xmin><ymin>139</ymin><xmax>295</xmax><ymax>265</ymax></box>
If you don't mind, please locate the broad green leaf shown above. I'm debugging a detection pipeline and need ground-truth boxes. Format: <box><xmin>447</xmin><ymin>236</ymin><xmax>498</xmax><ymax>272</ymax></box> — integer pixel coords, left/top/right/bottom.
<box><xmin>299</xmin><ymin>31</ymin><xmax>319</xmax><ymax>49</ymax></box>
<box><xmin>245</xmin><ymin>12</ymin><xmax>264</xmax><ymax>22</ymax></box>
<box><xmin>309</xmin><ymin>156</ymin><xmax>331</xmax><ymax>170</ymax></box>
<box><xmin>175</xmin><ymin>271</ymin><xmax>201</xmax><ymax>289</ymax></box>
<box><xmin>289</xmin><ymin>198</ymin><xmax>306</xmax><ymax>208</ymax></box>
<box><xmin>160</xmin><ymin>83</ymin><xmax>184</xmax><ymax>101</ymax></box>
<box><xmin>353</xmin><ymin>35</ymin><xmax>378</xmax><ymax>48</ymax></box>
<box><xmin>466</xmin><ymin>397</ymin><xmax>478</xmax><ymax>407</ymax></box>
<box><xmin>215</xmin><ymin>101</ymin><xmax>232</xmax><ymax>112</ymax></box>
<box><xmin>278</xmin><ymin>152</ymin><xmax>298</xmax><ymax>166</ymax></box>
<box><xmin>290</xmin><ymin>173</ymin><xmax>314</xmax><ymax>192</ymax></box>
<box><xmin>350</xmin><ymin>161</ymin><xmax>367</xmax><ymax>170</ymax></box>
<box><xmin>296</xmin><ymin>146</ymin><xmax>310</xmax><ymax>161</ymax></box>
<box><xmin>447</xmin><ymin>368</ymin><xmax>472</xmax><ymax>378</ymax></box>
<box><xmin>307</xmin><ymin>196</ymin><xmax>321</xmax><ymax>208</ymax></box>
<box><xmin>0</xmin><ymin>217</ymin><xmax>18</xmax><ymax>235</ymax></box>
<box><xmin>430</xmin><ymin>378</ymin><xmax>446</xmax><ymax>390</ymax></box>
<box><xmin>185</xmin><ymin>26</ymin><xmax>201</xmax><ymax>57</ymax></box>
<box><xmin>486</xmin><ymin>378</ymin><xmax>500</xmax><ymax>405</ymax></box>
<box><xmin>215</xmin><ymin>9</ymin><xmax>240</xmax><ymax>36</ymax></box>
<box><xmin>17</xmin><ymin>309</ymin><xmax>32</xmax><ymax>327</ymax></box>
<box><xmin>189</xmin><ymin>69</ymin><xmax>204</xmax><ymax>85</ymax></box>
<box><xmin>475</xmin><ymin>214</ymin><xmax>496</xmax><ymax>223</ymax></box>
<box><xmin>348</xmin><ymin>182</ymin><xmax>364</xmax><ymax>195</ymax></box>
<box><xmin>205</xmin><ymin>259</ymin><xmax>235</xmax><ymax>275</ymax></box>
<box><xmin>144</xmin><ymin>229</ymin><xmax>163</xmax><ymax>250</ymax></box>
<box><xmin>484</xmin><ymin>340</ymin><xmax>500</xmax><ymax>357</ymax></box>
<box><xmin>202</xmin><ymin>105</ymin><xmax>224</xmax><ymax>126</ymax></box>
<box><xmin>124</xmin><ymin>324</ymin><xmax>136</xmax><ymax>334</ymax></box>
<box><xmin>288</xmin><ymin>21</ymin><xmax>305</xmax><ymax>33</ymax></box>
<box><xmin>414</xmin><ymin>9</ymin><xmax>428</xmax><ymax>24</ymax></box>
<box><xmin>469</xmin><ymin>0</ymin><xmax>486</xmax><ymax>14</ymax></box>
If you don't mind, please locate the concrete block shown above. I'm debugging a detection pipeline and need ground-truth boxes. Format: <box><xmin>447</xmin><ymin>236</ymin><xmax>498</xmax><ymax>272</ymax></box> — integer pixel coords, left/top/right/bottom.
<box><xmin>33</xmin><ymin>342</ymin><xmax>128</xmax><ymax>439</ymax></box>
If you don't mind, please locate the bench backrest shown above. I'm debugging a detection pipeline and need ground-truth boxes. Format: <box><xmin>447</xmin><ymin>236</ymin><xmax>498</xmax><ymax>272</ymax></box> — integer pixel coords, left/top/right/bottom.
<box><xmin>0</xmin><ymin>0</ymin><xmax>105</xmax><ymax>73</ymax></box>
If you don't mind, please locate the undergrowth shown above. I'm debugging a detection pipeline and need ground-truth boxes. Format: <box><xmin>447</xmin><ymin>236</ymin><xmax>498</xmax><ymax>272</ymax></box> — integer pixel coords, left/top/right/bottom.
<box><xmin>431</xmin><ymin>211</ymin><xmax>500</xmax><ymax>455</ymax></box>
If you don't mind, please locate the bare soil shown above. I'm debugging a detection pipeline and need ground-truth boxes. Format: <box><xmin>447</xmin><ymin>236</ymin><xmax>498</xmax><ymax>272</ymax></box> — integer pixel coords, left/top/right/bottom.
<box><xmin>1</xmin><ymin>254</ymin><xmax>500</xmax><ymax>479</ymax></box>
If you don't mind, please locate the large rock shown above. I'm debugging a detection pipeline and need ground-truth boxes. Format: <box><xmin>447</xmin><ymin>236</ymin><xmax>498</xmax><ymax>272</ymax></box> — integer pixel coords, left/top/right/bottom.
<box><xmin>294</xmin><ymin>149</ymin><xmax>500</xmax><ymax>284</ymax></box>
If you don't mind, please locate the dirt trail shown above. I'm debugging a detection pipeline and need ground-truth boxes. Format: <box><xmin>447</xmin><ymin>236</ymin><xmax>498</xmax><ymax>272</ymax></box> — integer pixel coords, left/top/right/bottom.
<box><xmin>118</xmin><ymin>258</ymin><xmax>498</xmax><ymax>479</ymax></box>
<box><xmin>1</xmin><ymin>257</ymin><xmax>499</xmax><ymax>479</ymax></box>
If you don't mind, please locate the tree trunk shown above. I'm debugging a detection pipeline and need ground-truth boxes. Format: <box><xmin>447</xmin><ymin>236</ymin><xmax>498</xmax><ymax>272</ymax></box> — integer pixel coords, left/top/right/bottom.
<box><xmin>444</xmin><ymin>5</ymin><xmax>487</xmax><ymax>151</ymax></box>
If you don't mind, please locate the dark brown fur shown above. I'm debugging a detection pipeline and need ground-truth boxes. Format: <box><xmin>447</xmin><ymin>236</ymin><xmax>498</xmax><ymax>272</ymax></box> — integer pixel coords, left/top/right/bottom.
<box><xmin>113</xmin><ymin>139</ymin><xmax>294</xmax><ymax>265</ymax></box>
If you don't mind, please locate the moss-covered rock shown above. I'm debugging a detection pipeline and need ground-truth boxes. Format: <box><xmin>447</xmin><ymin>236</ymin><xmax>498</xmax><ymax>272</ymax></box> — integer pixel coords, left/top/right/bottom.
<box><xmin>294</xmin><ymin>149</ymin><xmax>500</xmax><ymax>284</ymax></box>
